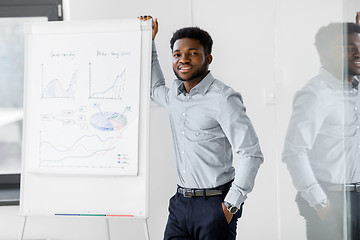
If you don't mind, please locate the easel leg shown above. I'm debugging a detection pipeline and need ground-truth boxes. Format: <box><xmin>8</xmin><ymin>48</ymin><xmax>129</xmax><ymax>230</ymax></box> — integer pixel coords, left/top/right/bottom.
<box><xmin>144</xmin><ymin>218</ymin><xmax>150</xmax><ymax>240</ymax></box>
<box><xmin>18</xmin><ymin>216</ymin><xmax>27</xmax><ymax>240</ymax></box>
<box><xmin>106</xmin><ymin>218</ymin><xmax>111</xmax><ymax>240</ymax></box>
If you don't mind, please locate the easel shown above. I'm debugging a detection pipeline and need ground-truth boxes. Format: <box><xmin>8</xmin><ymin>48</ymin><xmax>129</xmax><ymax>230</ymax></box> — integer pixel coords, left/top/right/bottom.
<box><xmin>19</xmin><ymin>216</ymin><xmax>150</xmax><ymax>240</ymax></box>
<box><xmin>19</xmin><ymin>18</ymin><xmax>152</xmax><ymax>240</ymax></box>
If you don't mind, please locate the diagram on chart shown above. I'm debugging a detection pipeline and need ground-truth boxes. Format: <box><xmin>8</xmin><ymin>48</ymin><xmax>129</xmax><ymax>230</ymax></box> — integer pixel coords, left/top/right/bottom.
<box><xmin>38</xmin><ymin>102</ymin><xmax>137</xmax><ymax>170</ymax></box>
<box><xmin>90</xmin><ymin>104</ymin><xmax>131</xmax><ymax>131</ymax></box>
<box><xmin>41</xmin><ymin>66</ymin><xmax>78</xmax><ymax>99</ymax></box>
<box><xmin>89</xmin><ymin>63</ymin><xmax>126</xmax><ymax>100</ymax></box>
<box><xmin>40</xmin><ymin>106</ymin><xmax>88</xmax><ymax>130</ymax></box>
<box><xmin>26</xmin><ymin>30</ymin><xmax>141</xmax><ymax>175</ymax></box>
<box><xmin>39</xmin><ymin>131</ymin><xmax>132</xmax><ymax>169</ymax></box>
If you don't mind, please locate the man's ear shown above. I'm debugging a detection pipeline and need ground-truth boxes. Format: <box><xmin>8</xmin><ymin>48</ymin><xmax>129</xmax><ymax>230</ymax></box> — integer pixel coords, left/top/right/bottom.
<box><xmin>207</xmin><ymin>54</ymin><xmax>213</xmax><ymax>65</ymax></box>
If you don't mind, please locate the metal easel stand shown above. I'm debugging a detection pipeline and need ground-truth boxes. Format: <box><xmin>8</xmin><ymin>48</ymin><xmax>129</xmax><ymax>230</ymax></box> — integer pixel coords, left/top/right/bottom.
<box><xmin>18</xmin><ymin>216</ymin><xmax>27</xmax><ymax>240</ymax></box>
<box><xmin>106</xmin><ymin>217</ymin><xmax>150</xmax><ymax>240</ymax></box>
<box><xmin>106</xmin><ymin>218</ymin><xmax>111</xmax><ymax>240</ymax></box>
<box><xmin>144</xmin><ymin>218</ymin><xmax>150</xmax><ymax>240</ymax></box>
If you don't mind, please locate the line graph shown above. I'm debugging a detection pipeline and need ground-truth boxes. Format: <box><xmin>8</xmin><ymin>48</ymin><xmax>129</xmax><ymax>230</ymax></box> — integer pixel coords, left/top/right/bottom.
<box><xmin>41</xmin><ymin>64</ymin><xmax>78</xmax><ymax>99</ymax></box>
<box><xmin>40</xmin><ymin>147</ymin><xmax>116</xmax><ymax>164</ymax></box>
<box><xmin>41</xmin><ymin>134</ymin><xmax>116</xmax><ymax>152</ymax></box>
<box><xmin>39</xmin><ymin>131</ymin><xmax>128</xmax><ymax>168</ymax></box>
<box><xmin>89</xmin><ymin>62</ymin><xmax>126</xmax><ymax>100</ymax></box>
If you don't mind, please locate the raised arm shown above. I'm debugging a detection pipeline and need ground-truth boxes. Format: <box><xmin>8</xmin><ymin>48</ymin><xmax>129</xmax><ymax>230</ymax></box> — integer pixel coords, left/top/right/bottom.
<box><xmin>138</xmin><ymin>15</ymin><xmax>169</xmax><ymax>108</ymax></box>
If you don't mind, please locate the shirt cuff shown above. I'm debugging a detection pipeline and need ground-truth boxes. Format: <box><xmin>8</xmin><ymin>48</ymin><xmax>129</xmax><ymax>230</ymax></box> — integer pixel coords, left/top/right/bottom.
<box><xmin>224</xmin><ymin>187</ymin><xmax>247</xmax><ymax>209</ymax></box>
<box><xmin>152</xmin><ymin>40</ymin><xmax>157</xmax><ymax>51</ymax></box>
<box><xmin>300</xmin><ymin>183</ymin><xmax>327</xmax><ymax>207</ymax></box>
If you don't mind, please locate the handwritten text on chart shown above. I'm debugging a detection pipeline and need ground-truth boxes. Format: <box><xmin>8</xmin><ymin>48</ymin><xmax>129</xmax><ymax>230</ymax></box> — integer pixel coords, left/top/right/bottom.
<box><xmin>50</xmin><ymin>51</ymin><xmax>75</xmax><ymax>59</ymax></box>
<box><xmin>96</xmin><ymin>50</ymin><xmax>131</xmax><ymax>58</ymax></box>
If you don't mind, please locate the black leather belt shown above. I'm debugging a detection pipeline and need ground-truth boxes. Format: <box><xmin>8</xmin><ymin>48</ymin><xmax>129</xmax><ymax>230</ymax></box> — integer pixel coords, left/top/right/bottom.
<box><xmin>177</xmin><ymin>181</ymin><xmax>232</xmax><ymax>198</ymax></box>
<box><xmin>177</xmin><ymin>187</ymin><xmax>223</xmax><ymax>198</ymax></box>
<box><xmin>327</xmin><ymin>183</ymin><xmax>360</xmax><ymax>192</ymax></box>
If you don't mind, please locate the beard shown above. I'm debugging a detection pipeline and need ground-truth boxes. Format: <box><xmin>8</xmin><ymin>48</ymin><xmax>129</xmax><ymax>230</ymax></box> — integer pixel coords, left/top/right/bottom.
<box><xmin>173</xmin><ymin>61</ymin><xmax>209</xmax><ymax>82</ymax></box>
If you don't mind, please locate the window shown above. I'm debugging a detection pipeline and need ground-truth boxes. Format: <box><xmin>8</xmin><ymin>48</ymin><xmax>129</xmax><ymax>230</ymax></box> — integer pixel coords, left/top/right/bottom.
<box><xmin>0</xmin><ymin>0</ymin><xmax>63</xmax><ymax>206</ymax></box>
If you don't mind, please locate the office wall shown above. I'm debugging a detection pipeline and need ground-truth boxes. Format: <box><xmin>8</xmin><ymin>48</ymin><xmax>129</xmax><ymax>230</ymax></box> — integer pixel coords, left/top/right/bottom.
<box><xmin>0</xmin><ymin>0</ymin><xmax>359</xmax><ymax>239</ymax></box>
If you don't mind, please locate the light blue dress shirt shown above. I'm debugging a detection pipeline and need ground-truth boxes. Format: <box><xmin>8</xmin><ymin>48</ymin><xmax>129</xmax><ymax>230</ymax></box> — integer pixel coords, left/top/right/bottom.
<box><xmin>150</xmin><ymin>41</ymin><xmax>263</xmax><ymax>208</ymax></box>
<box><xmin>283</xmin><ymin>68</ymin><xmax>360</xmax><ymax>207</ymax></box>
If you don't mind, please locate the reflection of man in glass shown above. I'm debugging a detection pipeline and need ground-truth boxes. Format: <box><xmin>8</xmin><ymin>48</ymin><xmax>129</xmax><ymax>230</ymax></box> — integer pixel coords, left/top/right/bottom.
<box><xmin>283</xmin><ymin>22</ymin><xmax>360</xmax><ymax>239</ymax></box>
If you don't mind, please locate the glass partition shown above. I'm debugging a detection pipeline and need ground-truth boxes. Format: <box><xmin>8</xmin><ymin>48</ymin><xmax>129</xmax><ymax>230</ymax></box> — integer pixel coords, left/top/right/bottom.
<box><xmin>276</xmin><ymin>0</ymin><xmax>360</xmax><ymax>239</ymax></box>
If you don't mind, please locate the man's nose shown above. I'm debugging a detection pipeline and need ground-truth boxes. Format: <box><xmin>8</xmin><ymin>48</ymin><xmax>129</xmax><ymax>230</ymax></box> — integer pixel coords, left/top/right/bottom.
<box><xmin>354</xmin><ymin>47</ymin><xmax>360</xmax><ymax>55</ymax></box>
<box><xmin>179</xmin><ymin>54</ymin><xmax>190</xmax><ymax>63</ymax></box>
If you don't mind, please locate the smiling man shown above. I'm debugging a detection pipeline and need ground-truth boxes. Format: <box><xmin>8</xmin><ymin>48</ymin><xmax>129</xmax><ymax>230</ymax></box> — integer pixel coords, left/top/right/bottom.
<box><xmin>171</xmin><ymin>35</ymin><xmax>213</xmax><ymax>92</ymax></box>
<box><xmin>139</xmin><ymin>16</ymin><xmax>263</xmax><ymax>240</ymax></box>
<box><xmin>347</xmin><ymin>33</ymin><xmax>360</xmax><ymax>78</ymax></box>
<box><xmin>283</xmin><ymin>22</ymin><xmax>360</xmax><ymax>239</ymax></box>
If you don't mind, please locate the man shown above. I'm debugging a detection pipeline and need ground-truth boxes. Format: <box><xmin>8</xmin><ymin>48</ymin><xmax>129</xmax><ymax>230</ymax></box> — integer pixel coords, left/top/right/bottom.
<box><xmin>283</xmin><ymin>22</ymin><xmax>360</xmax><ymax>239</ymax></box>
<box><xmin>139</xmin><ymin>16</ymin><xmax>263</xmax><ymax>240</ymax></box>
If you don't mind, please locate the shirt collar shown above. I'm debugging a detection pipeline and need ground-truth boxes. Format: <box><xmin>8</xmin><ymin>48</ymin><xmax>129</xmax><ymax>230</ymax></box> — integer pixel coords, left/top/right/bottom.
<box><xmin>353</xmin><ymin>76</ymin><xmax>359</xmax><ymax>90</ymax></box>
<box><xmin>319</xmin><ymin>68</ymin><xmax>355</xmax><ymax>90</ymax></box>
<box><xmin>176</xmin><ymin>72</ymin><xmax>215</xmax><ymax>96</ymax></box>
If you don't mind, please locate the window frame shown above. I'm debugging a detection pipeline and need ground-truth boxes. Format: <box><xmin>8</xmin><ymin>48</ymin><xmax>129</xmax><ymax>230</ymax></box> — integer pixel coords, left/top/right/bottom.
<box><xmin>0</xmin><ymin>0</ymin><xmax>63</xmax><ymax>206</ymax></box>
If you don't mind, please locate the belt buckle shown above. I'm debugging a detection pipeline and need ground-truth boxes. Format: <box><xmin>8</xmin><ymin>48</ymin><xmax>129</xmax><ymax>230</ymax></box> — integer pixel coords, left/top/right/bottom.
<box><xmin>355</xmin><ymin>184</ymin><xmax>360</xmax><ymax>192</ymax></box>
<box><xmin>183</xmin><ymin>189</ymin><xmax>193</xmax><ymax>198</ymax></box>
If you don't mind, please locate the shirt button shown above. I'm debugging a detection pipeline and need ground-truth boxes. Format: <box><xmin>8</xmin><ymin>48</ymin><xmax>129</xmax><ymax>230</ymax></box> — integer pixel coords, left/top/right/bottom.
<box><xmin>181</xmin><ymin>131</ymin><xmax>185</xmax><ymax>135</ymax></box>
<box><xmin>181</xmin><ymin>151</ymin><xmax>185</xmax><ymax>154</ymax></box>
<box><xmin>182</xmin><ymin>170</ymin><xmax>186</xmax><ymax>173</ymax></box>
<box><xmin>357</xmin><ymin>126</ymin><xmax>359</xmax><ymax>129</ymax></box>
<box><xmin>182</xmin><ymin>112</ymin><xmax>186</xmax><ymax>116</ymax></box>
<box><xmin>355</xmin><ymin>107</ymin><xmax>358</xmax><ymax>110</ymax></box>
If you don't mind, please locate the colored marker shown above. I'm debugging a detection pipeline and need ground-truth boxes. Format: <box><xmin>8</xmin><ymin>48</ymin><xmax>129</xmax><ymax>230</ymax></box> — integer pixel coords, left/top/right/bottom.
<box><xmin>55</xmin><ymin>213</ymin><xmax>134</xmax><ymax>217</ymax></box>
<box><xmin>80</xmin><ymin>214</ymin><xmax>106</xmax><ymax>216</ymax></box>
<box><xmin>55</xmin><ymin>214</ymin><xmax>80</xmax><ymax>216</ymax></box>
<box><xmin>106</xmin><ymin>215</ymin><xmax>133</xmax><ymax>217</ymax></box>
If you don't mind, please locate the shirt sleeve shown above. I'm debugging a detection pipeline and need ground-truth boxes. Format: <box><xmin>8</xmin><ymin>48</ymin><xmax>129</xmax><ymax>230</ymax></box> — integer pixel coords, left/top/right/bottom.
<box><xmin>219</xmin><ymin>90</ymin><xmax>264</xmax><ymax>208</ymax></box>
<box><xmin>150</xmin><ymin>41</ymin><xmax>170</xmax><ymax>108</ymax></box>
<box><xmin>282</xmin><ymin>89</ymin><xmax>327</xmax><ymax>207</ymax></box>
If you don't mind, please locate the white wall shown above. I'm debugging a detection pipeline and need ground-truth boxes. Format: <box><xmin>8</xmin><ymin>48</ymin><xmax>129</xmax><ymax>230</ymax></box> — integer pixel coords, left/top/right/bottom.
<box><xmin>1</xmin><ymin>0</ymin><xmax>360</xmax><ymax>239</ymax></box>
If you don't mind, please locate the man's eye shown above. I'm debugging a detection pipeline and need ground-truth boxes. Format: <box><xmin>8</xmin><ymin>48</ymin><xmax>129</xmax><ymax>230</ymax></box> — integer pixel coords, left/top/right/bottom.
<box><xmin>347</xmin><ymin>46</ymin><xmax>360</xmax><ymax>53</ymax></box>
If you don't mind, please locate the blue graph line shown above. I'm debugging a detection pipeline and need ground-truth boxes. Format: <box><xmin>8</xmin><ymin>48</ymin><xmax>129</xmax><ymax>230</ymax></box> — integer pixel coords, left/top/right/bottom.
<box><xmin>90</xmin><ymin>68</ymin><xmax>126</xmax><ymax>99</ymax></box>
<box><xmin>40</xmin><ymin>147</ymin><xmax>116</xmax><ymax>163</ymax></box>
<box><xmin>40</xmin><ymin>134</ymin><xmax>116</xmax><ymax>152</ymax></box>
<box><xmin>42</xmin><ymin>69</ymin><xmax>78</xmax><ymax>98</ymax></box>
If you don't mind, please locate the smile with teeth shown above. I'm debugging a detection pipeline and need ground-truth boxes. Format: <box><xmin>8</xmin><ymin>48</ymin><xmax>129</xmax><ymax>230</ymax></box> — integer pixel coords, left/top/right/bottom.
<box><xmin>353</xmin><ymin>60</ymin><xmax>360</xmax><ymax>66</ymax></box>
<box><xmin>179</xmin><ymin>65</ymin><xmax>192</xmax><ymax>72</ymax></box>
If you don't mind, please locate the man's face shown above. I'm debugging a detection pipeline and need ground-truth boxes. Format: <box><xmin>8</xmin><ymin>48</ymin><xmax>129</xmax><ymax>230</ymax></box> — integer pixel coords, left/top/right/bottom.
<box><xmin>172</xmin><ymin>38</ymin><xmax>212</xmax><ymax>82</ymax></box>
<box><xmin>346</xmin><ymin>33</ymin><xmax>360</xmax><ymax>77</ymax></box>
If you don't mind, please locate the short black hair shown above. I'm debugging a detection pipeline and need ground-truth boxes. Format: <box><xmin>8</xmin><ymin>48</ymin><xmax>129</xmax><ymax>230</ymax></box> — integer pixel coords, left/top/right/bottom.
<box><xmin>315</xmin><ymin>22</ymin><xmax>360</xmax><ymax>55</ymax></box>
<box><xmin>347</xmin><ymin>22</ymin><xmax>360</xmax><ymax>35</ymax></box>
<box><xmin>170</xmin><ymin>27</ymin><xmax>213</xmax><ymax>55</ymax></box>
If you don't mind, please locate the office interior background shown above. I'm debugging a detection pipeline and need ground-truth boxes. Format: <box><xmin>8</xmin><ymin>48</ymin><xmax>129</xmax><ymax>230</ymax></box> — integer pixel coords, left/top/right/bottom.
<box><xmin>0</xmin><ymin>0</ymin><xmax>359</xmax><ymax>239</ymax></box>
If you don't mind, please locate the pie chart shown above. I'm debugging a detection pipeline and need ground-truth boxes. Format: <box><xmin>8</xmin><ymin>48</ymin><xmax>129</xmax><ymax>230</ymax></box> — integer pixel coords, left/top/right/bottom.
<box><xmin>90</xmin><ymin>112</ymin><xmax>127</xmax><ymax>131</ymax></box>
